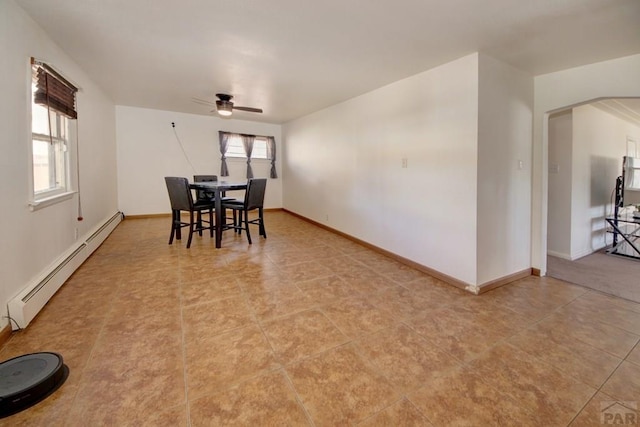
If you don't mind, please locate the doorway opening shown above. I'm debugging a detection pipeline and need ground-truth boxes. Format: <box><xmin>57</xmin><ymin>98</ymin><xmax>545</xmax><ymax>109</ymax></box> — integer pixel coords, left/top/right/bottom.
<box><xmin>545</xmin><ymin>97</ymin><xmax>640</xmax><ymax>302</ymax></box>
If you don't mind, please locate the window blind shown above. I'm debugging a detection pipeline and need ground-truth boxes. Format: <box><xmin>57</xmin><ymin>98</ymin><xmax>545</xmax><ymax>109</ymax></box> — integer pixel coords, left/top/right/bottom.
<box><xmin>32</xmin><ymin>58</ymin><xmax>78</xmax><ymax>119</ymax></box>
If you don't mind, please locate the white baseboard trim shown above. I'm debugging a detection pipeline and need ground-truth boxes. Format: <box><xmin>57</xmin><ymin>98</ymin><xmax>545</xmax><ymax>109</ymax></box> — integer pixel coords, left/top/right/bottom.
<box><xmin>547</xmin><ymin>250</ymin><xmax>572</xmax><ymax>260</ymax></box>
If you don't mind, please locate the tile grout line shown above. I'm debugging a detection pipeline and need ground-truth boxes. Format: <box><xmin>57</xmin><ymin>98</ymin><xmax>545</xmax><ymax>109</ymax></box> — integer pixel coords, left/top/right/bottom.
<box><xmin>280</xmin><ymin>367</ymin><xmax>317</xmax><ymax>427</ymax></box>
<box><xmin>177</xmin><ymin>251</ymin><xmax>193</xmax><ymax>427</ymax></box>
<box><xmin>61</xmin><ymin>268</ymin><xmax>128</xmax><ymax>424</ymax></box>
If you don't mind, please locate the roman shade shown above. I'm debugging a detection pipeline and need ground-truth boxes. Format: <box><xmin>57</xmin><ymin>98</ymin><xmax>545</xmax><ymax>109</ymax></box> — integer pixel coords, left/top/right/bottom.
<box><xmin>32</xmin><ymin>58</ymin><xmax>78</xmax><ymax>119</ymax></box>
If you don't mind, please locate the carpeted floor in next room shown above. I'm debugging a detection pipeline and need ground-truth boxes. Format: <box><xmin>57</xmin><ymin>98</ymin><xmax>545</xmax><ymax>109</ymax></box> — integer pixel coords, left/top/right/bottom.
<box><xmin>1</xmin><ymin>211</ymin><xmax>639</xmax><ymax>426</ymax></box>
<box><xmin>547</xmin><ymin>250</ymin><xmax>640</xmax><ymax>303</ymax></box>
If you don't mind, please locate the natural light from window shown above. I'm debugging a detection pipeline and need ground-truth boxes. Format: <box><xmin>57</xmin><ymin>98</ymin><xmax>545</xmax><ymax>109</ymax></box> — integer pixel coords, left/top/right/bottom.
<box><xmin>31</xmin><ymin>81</ymin><xmax>69</xmax><ymax>198</ymax></box>
<box><xmin>225</xmin><ymin>136</ymin><xmax>268</xmax><ymax>159</ymax></box>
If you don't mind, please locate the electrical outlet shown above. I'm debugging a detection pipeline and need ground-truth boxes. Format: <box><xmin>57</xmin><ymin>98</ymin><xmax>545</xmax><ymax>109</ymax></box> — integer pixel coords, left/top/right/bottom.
<box><xmin>402</xmin><ymin>158</ymin><xmax>408</xmax><ymax>168</ymax></box>
<box><xmin>74</xmin><ymin>228</ymin><xmax>78</xmax><ymax>240</ymax></box>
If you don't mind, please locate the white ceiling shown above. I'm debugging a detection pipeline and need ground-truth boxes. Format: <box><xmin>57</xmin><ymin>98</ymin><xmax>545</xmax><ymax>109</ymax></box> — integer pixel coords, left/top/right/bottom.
<box><xmin>15</xmin><ymin>0</ymin><xmax>640</xmax><ymax>124</ymax></box>
<box><xmin>592</xmin><ymin>98</ymin><xmax>640</xmax><ymax>127</ymax></box>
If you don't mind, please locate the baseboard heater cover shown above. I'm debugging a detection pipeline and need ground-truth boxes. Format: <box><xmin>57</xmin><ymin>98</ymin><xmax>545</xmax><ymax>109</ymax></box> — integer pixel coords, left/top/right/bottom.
<box><xmin>7</xmin><ymin>212</ymin><xmax>122</xmax><ymax>330</ymax></box>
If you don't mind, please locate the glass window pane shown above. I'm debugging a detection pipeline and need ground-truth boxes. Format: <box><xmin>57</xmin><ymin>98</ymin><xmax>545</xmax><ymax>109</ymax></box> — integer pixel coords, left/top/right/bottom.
<box><xmin>33</xmin><ymin>139</ymin><xmax>52</xmax><ymax>193</ymax></box>
<box><xmin>225</xmin><ymin>136</ymin><xmax>268</xmax><ymax>159</ymax></box>
<box><xmin>54</xmin><ymin>140</ymin><xmax>66</xmax><ymax>189</ymax></box>
<box><xmin>32</xmin><ymin>102</ymin><xmax>51</xmax><ymax>135</ymax></box>
<box><xmin>31</xmin><ymin>70</ymin><xmax>70</xmax><ymax>200</ymax></box>
<box><xmin>226</xmin><ymin>137</ymin><xmax>246</xmax><ymax>158</ymax></box>
<box><xmin>33</xmin><ymin>138</ymin><xmax>66</xmax><ymax>195</ymax></box>
<box><xmin>59</xmin><ymin>115</ymin><xmax>67</xmax><ymax>139</ymax></box>
<box><xmin>252</xmin><ymin>139</ymin><xmax>267</xmax><ymax>159</ymax></box>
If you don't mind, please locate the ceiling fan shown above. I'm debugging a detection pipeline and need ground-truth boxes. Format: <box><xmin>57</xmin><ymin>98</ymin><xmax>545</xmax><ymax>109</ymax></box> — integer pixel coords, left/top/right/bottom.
<box><xmin>192</xmin><ymin>93</ymin><xmax>263</xmax><ymax>117</ymax></box>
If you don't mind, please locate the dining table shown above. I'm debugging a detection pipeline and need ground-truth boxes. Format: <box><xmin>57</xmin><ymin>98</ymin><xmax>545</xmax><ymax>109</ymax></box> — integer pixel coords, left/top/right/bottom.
<box><xmin>189</xmin><ymin>180</ymin><xmax>248</xmax><ymax>248</ymax></box>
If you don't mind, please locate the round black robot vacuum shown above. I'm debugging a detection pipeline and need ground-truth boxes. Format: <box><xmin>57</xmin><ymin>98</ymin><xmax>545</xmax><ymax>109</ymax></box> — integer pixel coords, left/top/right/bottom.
<box><xmin>0</xmin><ymin>352</ymin><xmax>68</xmax><ymax>418</ymax></box>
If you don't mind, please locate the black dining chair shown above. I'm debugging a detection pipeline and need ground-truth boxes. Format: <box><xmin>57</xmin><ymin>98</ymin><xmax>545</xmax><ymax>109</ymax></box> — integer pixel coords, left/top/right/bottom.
<box><xmin>222</xmin><ymin>178</ymin><xmax>267</xmax><ymax>244</ymax></box>
<box><xmin>193</xmin><ymin>174</ymin><xmax>236</xmax><ymax>202</ymax></box>
<box><xmin>193</xmin><ymin>174</ymin><xmax>237</xmax><ymax>228</ymax></box>
<box><xmin>164</xmin><ymin>176</ymin><xmax>215</xmax><ymax>248</ymax></box>
<box><xmin>193</xmin><ymin>175</ymin><xmax>218</xmax><ymax>203</ymax></box>
<box><xmin>193</xmin><ymin>175</ymin><xmax>220</xmax><ymax>230</ymax></box>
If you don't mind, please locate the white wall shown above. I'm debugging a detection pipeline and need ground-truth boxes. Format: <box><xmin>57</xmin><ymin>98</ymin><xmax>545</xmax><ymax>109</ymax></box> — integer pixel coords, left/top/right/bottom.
<box><xmin>547</xmin><ymin>111</ymin><xmax>573</xmax><ymax>258</ymax></box>
<box><xmin>0</xmin><ymin>0</ymin><xmax>118</xmax><ymax>329</ymax></box>
<box><xmin>116</xmin><ymin>106</ymin><xmax>282</xmax><ymax>215</ymax></box>
<box><xmin>533</xmin><ymin>54</ymin><xmax>640</xmax><ymax>273</ymax></box>
<box><xmin>476</xmin><ymin>54</ymin><xmax>533</xmax><ymax>285</ymax></box>
<box><xmin>283</xmin><ymin>54</ymin><xmax>481</xmax><ymax>285</ymax></box>
<box><xmin>283</xmin><ymin>52</ymin><xmax>535</xmax><ymax>288</ymax></box>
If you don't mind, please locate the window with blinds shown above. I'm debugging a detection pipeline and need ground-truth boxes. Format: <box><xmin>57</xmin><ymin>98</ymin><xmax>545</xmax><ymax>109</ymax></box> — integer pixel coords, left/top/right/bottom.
<box><xmin>30</xmin><ymin>59</ymin><xmax>78</xmax><ymax>201</ymax></box>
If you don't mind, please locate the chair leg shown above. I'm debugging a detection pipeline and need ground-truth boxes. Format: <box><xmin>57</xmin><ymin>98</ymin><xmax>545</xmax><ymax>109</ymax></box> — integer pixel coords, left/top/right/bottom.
<box><xmin>244</xmin><ymin>210</ymin><xmax>252</xmax><ymax>244</ymax></box>
<box><xmin>233</xmin><ymin>209</ymin><xmax>239</xmax><ymax>233</ymax></box>
<box><xmin>175</xmin><ymin>210</ymin><xmax>182</xmax><ymax>240</ymax></box>
<box><xmin>187</xmin><ymin>211</ymin><xmax>195</xmax><ymax>248</ymax></box>
<box><xmin>258</xmin><ymin>208</ymin><xmax>266</xmax><ymax>238</ymax></box>
<box><xmin>196</xmin><ymin>210</ymin><xmax>203</xmax><ymax>236</ymax></box>
<box><xmin>169</xmin><ymin>210</ymin><xmax>177</xmax><ymax>244</ymax></box>
<box><xmin>209</xmin><ymin>208</ymin><xmax>214</xmax><ymax>238</ymax></box>
<box><xmin>221</xmin><ymin>207</ymin><xmax>227</xmax><ymax>230</ymax></box>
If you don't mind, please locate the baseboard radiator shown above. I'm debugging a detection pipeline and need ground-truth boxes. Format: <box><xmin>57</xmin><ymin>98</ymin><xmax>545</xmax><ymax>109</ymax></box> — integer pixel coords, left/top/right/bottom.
<box><xmin>7</xmin><ymin>212</ymin><xmax>123</xmax><ymax>330</ymax></box>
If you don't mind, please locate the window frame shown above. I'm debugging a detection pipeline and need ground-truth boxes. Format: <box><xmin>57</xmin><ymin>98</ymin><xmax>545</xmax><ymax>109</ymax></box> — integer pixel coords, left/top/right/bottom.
<box><xmin>28</xmin><ymin>63</ymin><xmax>76</xmax><ymax>211</ymax></box>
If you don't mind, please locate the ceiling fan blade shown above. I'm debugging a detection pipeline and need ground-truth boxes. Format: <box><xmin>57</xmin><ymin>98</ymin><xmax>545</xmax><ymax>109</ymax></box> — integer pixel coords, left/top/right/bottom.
<box><xmin>233</xmin><ymin>106</ymin><xmax>263</xmax><ymax>113</ymax></box>
<box><xmin>191</xmin><ymin>97</ymin><xmax>216</xmax><ymax>107</ymax></box>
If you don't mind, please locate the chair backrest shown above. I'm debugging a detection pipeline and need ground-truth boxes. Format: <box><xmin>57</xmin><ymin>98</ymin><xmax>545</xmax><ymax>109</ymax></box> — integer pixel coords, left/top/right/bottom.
<box><xmin>165</xmin><ymin>177</ymin><xmax>193</xmax><ymax>211</ymax></box>
<box><xmin>244</xmin><ymin>178</ymin><xmax>267</xmax><ymax>210</ymax></box>
<box><xmin>193</xmin><ymin>175</ymin><xmax>218</xmax><ymax>201</ymax></box>
<box><xmin>193</xmin><ymin>175</ymin><xmax>217</xmax><ymax>183</ymax></box>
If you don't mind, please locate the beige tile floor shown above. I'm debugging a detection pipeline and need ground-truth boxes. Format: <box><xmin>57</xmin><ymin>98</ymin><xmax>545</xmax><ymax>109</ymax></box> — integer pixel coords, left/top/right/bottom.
<box><xmin>1</xmin><ymin>211</ymin><xmax>640</xmax><ymax>426</ymax></box>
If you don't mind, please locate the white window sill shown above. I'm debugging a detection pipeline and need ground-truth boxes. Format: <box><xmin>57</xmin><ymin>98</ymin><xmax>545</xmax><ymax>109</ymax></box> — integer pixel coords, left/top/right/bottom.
<box><xmin>28</xmin><ymin>191</ymin><xmax>76</xmax><ymax>211</ymax></box>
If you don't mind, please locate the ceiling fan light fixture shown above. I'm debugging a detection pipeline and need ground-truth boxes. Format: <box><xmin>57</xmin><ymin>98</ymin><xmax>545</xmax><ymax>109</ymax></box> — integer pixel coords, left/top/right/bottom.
<box><xmin>216</xmin><ymin>100</ymin><xmax>233</xmax><ymax>116</ymax></box>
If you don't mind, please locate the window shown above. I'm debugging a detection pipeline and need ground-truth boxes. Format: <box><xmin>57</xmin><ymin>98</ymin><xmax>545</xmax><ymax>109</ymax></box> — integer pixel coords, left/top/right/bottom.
<box><xmin>30</xmin><ymin>60</ymin><xmax>78</xmax><ymax>204</ymax></box>
<box><xmin>219</xmin><ymin>131</ymin><xmax>277</xmax><ymax>178</ymax></box>
<box><xmin>225</xmin><ymin>136</ymin><xmax>268</xmax><ymax>159</ymax></box>
<box><xmin>32</xmin><ymin>88</ymin><xmax>69</xmax><ymax>197</ymax></box>
<box><xmin>627</xmin><ymin>136</ymin><xmax>638</xmax><ymax>158</ymax></box>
